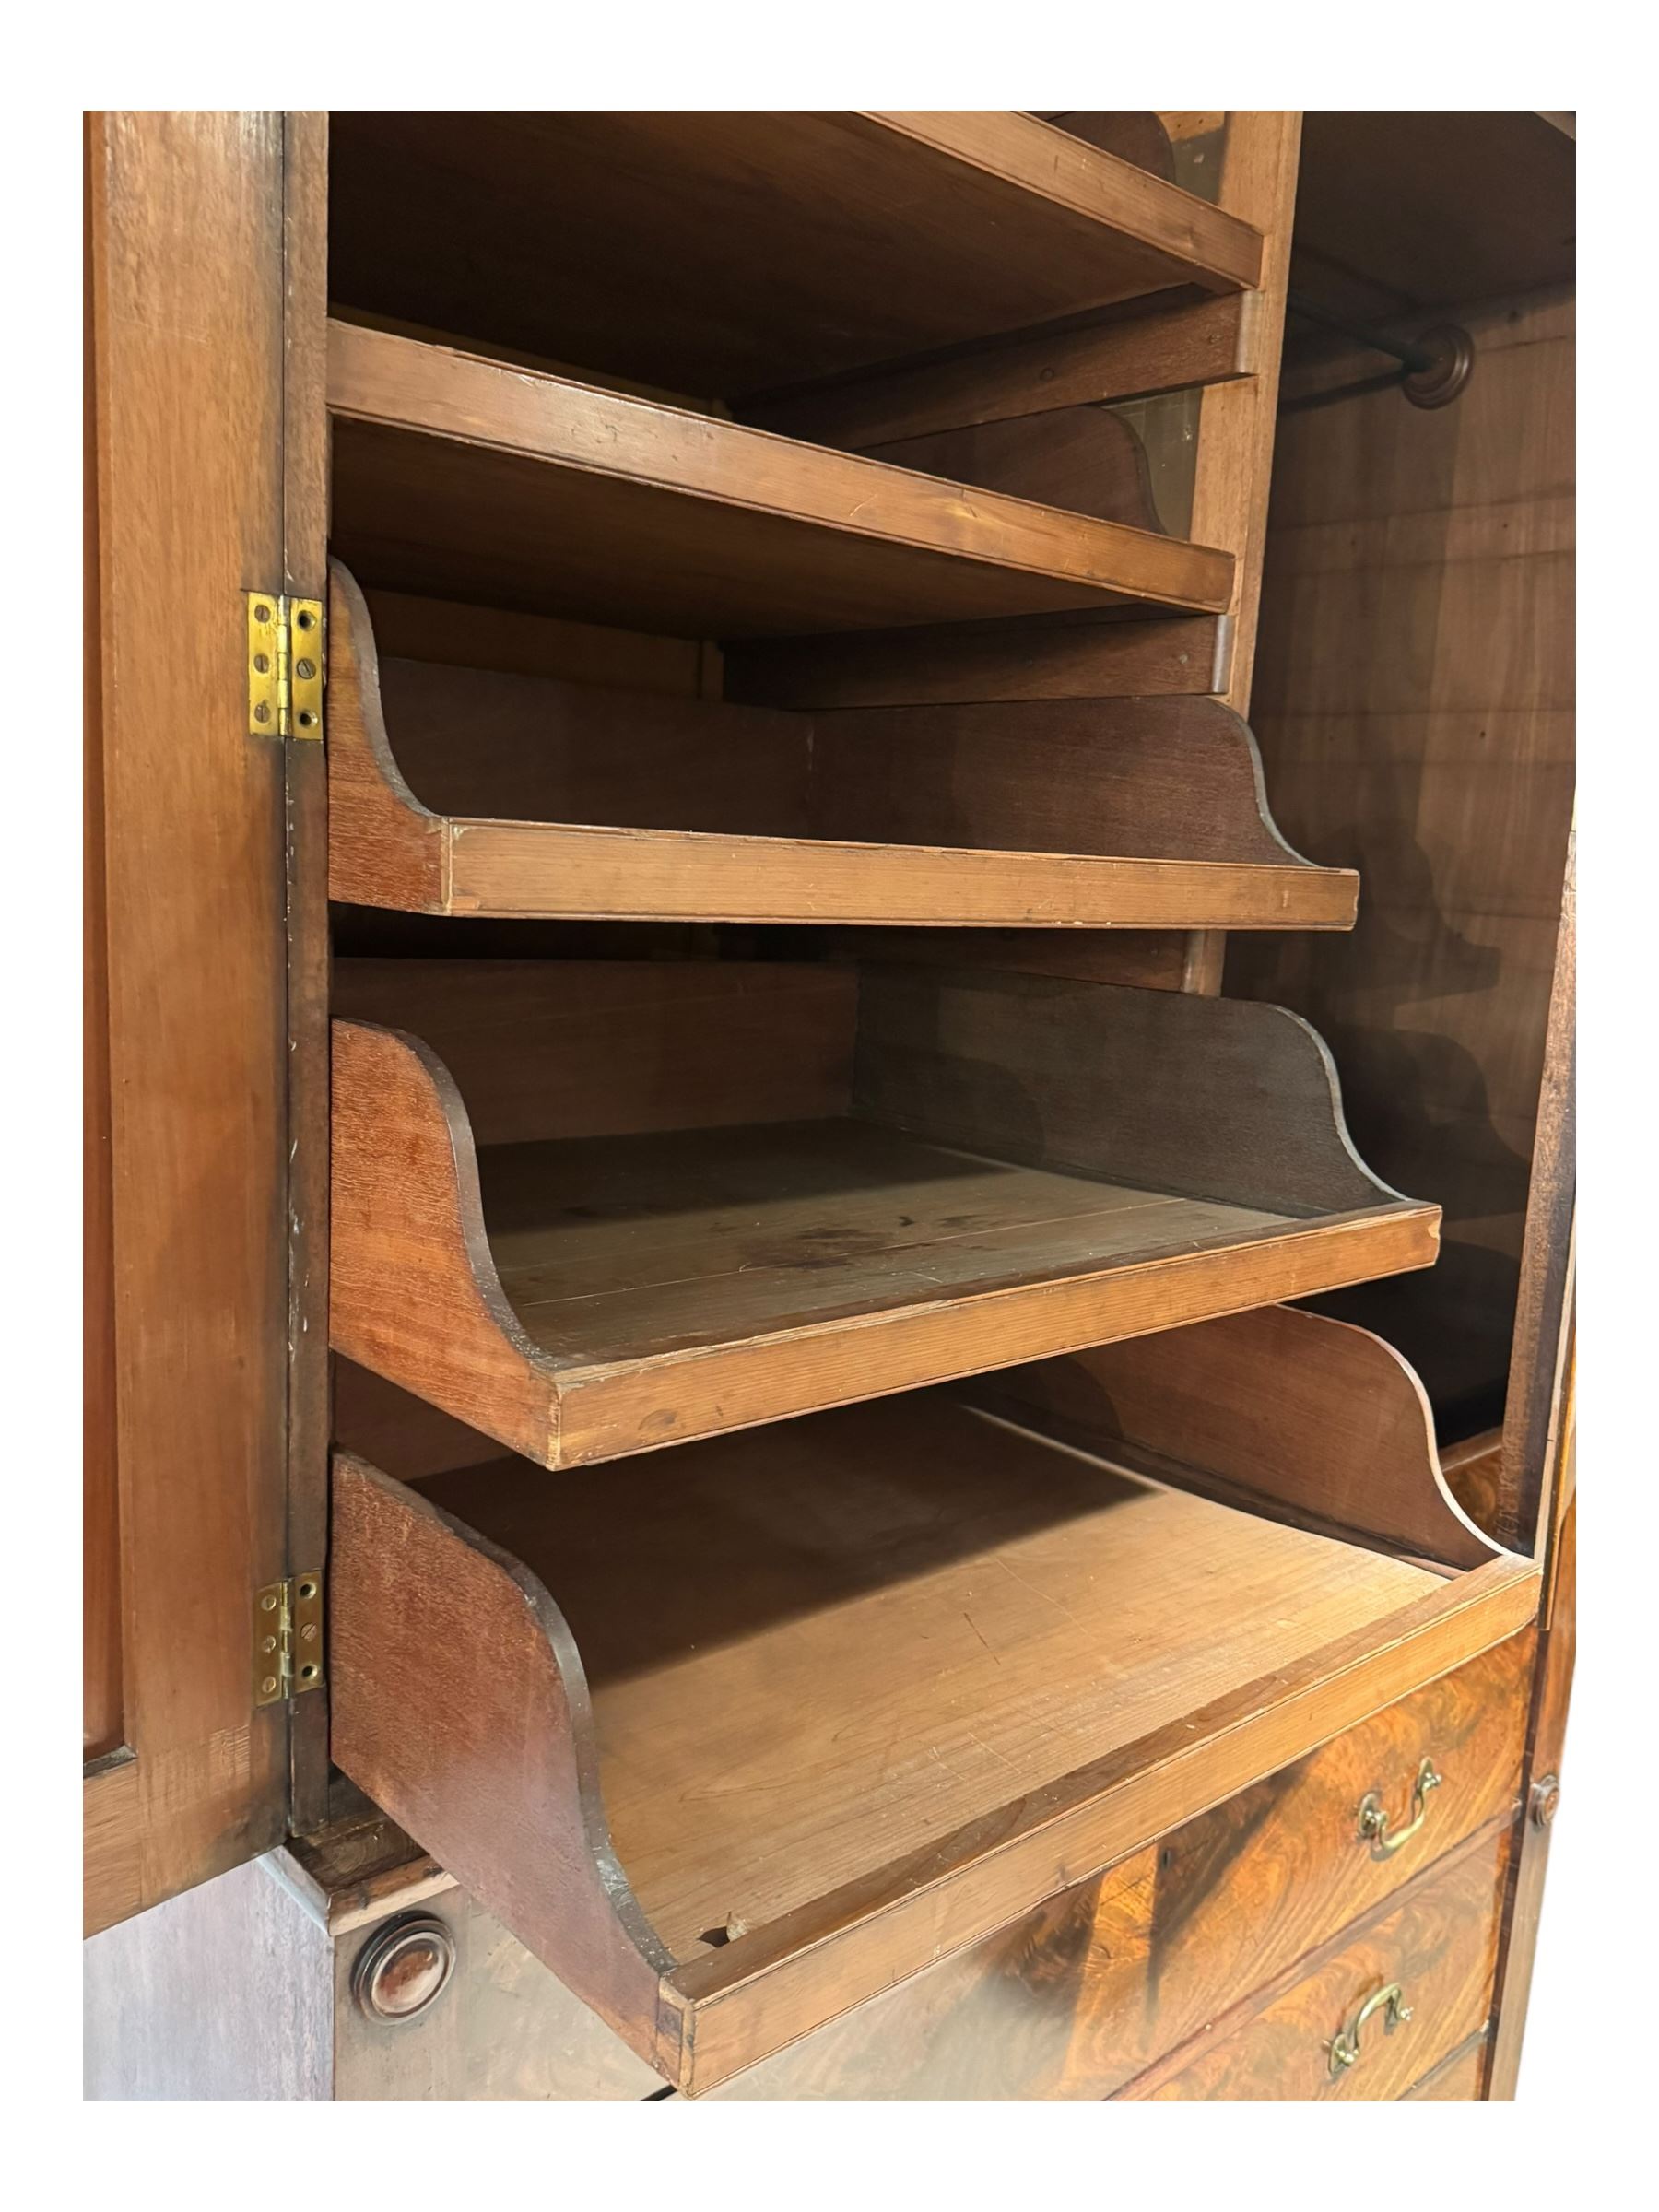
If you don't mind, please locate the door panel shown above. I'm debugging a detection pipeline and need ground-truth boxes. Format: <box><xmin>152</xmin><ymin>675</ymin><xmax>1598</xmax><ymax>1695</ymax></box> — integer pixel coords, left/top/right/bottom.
<box><xmin>84</xmin><ymin>110</ymin><xmax>293</xmax><ymax>1933</ymax></box>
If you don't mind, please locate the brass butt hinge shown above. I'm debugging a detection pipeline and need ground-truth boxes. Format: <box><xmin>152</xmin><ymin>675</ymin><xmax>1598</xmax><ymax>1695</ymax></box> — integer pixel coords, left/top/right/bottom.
<box><xmin>246</xmin><ymin>592</ymin><xmax>324</xmax><ymax>741</ymax></box>
<box><xmin>253</xmin><ymin>1571</ymin><xmax>326</xmax><ymax>1707</ymax></box>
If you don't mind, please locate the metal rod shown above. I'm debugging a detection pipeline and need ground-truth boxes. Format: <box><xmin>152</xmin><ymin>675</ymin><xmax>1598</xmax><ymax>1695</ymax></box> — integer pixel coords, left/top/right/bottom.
<box><xmin>1278</xmin><ymin>369</ymin><xmax>1408</xmax><ymax>416</ymax></box>
<box><xmin>1286</xmin><ymin>289</ymin><xmax>1439</xmax><ymax>375</ymax></box>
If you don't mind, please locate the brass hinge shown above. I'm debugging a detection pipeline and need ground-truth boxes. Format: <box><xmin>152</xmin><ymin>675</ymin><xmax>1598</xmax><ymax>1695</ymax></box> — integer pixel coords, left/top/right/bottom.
<box><xmin>253</xmin><ymin>1571</ymin><xmax>326</xmax><ymax>1706</ymax></box>
<box><xmin>246</xmin><ymin>592</ymin><xmax>324</xmax><ymax>741</ymax></box>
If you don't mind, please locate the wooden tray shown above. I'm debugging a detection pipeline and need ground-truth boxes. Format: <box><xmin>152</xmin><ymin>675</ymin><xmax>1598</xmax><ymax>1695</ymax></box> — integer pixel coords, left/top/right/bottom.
<box><xmin>326</xmin><ymin>112</ymin><xmax>1263</xmax><ymax>401</ymax></box>
<box><xmin>329</xmin><ymin>959</ymin><xmax>1441</xmax><ymax>1466</ymax></box>
<box><xmin>331</xmin><ymin>1305</ymin><xmax>1537</xmax><ymax>2094</ymax></box>
<box><xmin>328</xmin><ymin>563</ymin><xmax>1358</xmax><ymax>930</ymax></box>
<box><xmin>327</xmin><ymin>321</ymin><xmax>1234</xmax><ymax>634</ymax></box>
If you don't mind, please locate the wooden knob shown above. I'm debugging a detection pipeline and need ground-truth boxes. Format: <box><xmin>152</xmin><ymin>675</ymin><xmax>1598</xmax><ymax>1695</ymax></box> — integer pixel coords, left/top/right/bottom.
<box><xmin>352</xmin><ymin>1914</ymin><xmax>456</xmax><ymax>2022</ymax></box>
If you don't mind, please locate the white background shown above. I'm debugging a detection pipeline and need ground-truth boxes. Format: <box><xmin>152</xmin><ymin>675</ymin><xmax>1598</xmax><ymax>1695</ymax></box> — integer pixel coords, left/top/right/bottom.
<box><xmin>14</xmin><ymin>11</ymin><xmax>1636</xmax><ymax>2199</ymax></box>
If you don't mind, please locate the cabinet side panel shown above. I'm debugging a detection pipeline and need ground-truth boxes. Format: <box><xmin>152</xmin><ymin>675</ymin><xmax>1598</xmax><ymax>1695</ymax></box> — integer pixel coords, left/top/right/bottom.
<box><xmin>1227</xmin><ymin>290</ymin><xmax>1575</xmax><ymax>1442</ymax></box>
<box><xmin>84</xmin><ymin>1859</ymin><xmax>334</xmax><ymax>2100</ymax></box>
<box><xmin>333</xmin><ymin>1891</ymin><xmax>665</xmax><ymax>2101</ymax></box>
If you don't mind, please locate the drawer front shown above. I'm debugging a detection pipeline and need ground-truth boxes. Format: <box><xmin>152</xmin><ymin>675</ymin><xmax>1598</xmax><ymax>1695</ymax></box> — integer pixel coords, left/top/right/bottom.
<box><xmin>704</xmin><ymin>1631</ymin><xmax>1530</xmax><ymax>2100</ymax></box>
<box><xmin>1403</xmin><ymin>2031</ymin><xmax>1488</xmax><ymax>2100</ymax></box>
<box><xmin>1131</xmin><ymin>1820</ymin><xmax>1511</xmax><ymax>2102</ymax></box>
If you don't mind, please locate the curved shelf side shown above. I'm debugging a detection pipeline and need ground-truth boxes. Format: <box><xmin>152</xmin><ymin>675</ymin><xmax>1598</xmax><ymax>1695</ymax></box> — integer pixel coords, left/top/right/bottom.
<box><xmin>326</xmin><ymin>563</ymin><xmax>1358</xmax><ymax>930</ymax></box>
<box><xmin>1231</xmin><ymin>706</ymin><xmax>1331</xmax><ymax>870</ymax></box>
<box><xmin>328</xmin><ymin>963</ymin><xmax>1441</xmax><ymax>1472</ymax></box>
<box><xmin>852</xmin><ymin>967</ymin><xmax>1426</xmax><ymax>1221</ymax></box>
<box><xmin>807</xmin><ymin>690</ymin><xmax>1348</xmax><ymax>879</ymax></box>
<box><xmin>330</xmin><ymin>1453</ymin><xmax>682</xmax><ymax>2077</ymax></box>
<box><xmin>972</xmin><ymin>1304</ymin><xmax>1509</xmax><ymax>1571</ymax></box>
<box><xmin>330</xmin><ymin>1018</ymin><xmax>560</xmax><ymax>1461</ymax></box>
<box><xmin>327</xmin><ymin>562</ymin><xmax>447</xmax><ymax>912</ymax></box>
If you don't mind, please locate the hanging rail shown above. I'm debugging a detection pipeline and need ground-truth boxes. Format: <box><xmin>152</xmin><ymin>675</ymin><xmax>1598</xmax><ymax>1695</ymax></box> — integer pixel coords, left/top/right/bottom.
<box><xmin>1281</xmin><ymin>290</ymin><xmax>1474</xmax><ymax>413</ymax></box>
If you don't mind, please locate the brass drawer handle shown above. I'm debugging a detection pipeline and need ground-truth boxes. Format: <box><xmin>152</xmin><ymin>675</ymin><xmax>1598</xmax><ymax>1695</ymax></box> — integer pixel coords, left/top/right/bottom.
<box><xmin>1357</xmin><ymin>1756</ymin><xmax>1441</xmax><ymax>1858</ymax></box>
<box><xmin>1328</xmin><ymin>1982</ymin><xmax>1413</xmax><ymax>2077</ymax></box>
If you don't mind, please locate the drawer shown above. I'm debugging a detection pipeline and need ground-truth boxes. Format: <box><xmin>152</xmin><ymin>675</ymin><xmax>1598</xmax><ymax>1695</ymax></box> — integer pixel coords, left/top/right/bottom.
<box><xmin>1402</xmin><ymin>2031</ymin><xmax>1488</xmax><ymax>2100</ymax></box>
<box><xmin>1126</xmin><ymin>1818</ymin><xmax>1512</xmax><ymax>2100</ymax></box>
<box><xmin>331</xmin><ymin>1307</ymin><xmax>1536</xmax><ymax>2097</ymax></box>
<box><xmin>329</xmin><ymin>955</ymin><xmax>1441</xmax><ymax>1470</ymax></box>
<box><xmin>701</xmin><ymin>1633</ymin><xmax>1530</xmax><ymax>2100</ymax></box>
<box><xmin>328</xmin><ymin>560</ymin><xmax>1358</xmax><ymax>935</ymax></box>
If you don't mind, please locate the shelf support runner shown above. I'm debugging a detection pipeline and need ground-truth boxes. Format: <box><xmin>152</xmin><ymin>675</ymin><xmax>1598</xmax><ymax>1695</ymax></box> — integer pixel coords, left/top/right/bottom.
<box><xmin>1182</xmin><ymin>112</ymin><xmax>1302</xmax><ymax>997</ymax></box>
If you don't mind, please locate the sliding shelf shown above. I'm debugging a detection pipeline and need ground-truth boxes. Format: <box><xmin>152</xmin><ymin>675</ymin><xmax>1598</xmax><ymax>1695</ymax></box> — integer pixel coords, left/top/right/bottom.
<box><xmin>327</xmin><ymin>321</ymin><xmax>1234</xmax><ymax>634</ymax></box>
<box><xmin>331</xmin><ymin>1306</ymin><xmax>1537</xmax><ymax>2094</ymax></box>
<box><xmin>330</xmin><ymin>959</ymin><xmax>1440</xmax><ymax>1467</ymax></box>
<box><xmin>327</xmin><ymin>112</ymin><xmax>1264</xmax><ymax>402</ymax></box>
<box><xmin>329</xmin><ymin>563</ymin><xmax>1358</xmax><ymax>929</ymax></box>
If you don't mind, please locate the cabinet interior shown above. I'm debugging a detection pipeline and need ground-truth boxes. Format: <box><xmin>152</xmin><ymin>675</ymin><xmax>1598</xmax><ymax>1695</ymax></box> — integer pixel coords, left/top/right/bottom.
<box><xmin>303</xmin><ymin>108</ymin><xmax>1569</xmax><ymax>2095</ymax></box>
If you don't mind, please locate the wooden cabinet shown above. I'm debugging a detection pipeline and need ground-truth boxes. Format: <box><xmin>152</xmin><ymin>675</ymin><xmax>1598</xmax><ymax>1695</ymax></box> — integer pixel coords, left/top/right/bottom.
<box><xmin>84</xmin><ymin>109</ymin><xmax>1575</xmax><ymax>2103</ymax></box>
<box><xmin>86</xmin><ymin>1637</ymin><xmax>1527</xmax><ymax>2101</ymax></box>
<box><xmin>1132</xmin><ymin>1822</ymin><xmax>1512</xmax><ymax>2101</ymax></box>
<box><xmin>325</xmin><ymin>1312</ymin><xmax>1535</xmax><ymax>2093</ymax></box>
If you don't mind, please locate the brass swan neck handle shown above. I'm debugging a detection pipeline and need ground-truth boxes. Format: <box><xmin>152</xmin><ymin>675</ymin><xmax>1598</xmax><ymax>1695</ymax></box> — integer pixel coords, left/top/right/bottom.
<box><xmin>1329</xmin><ymin>1982</ymin><xmax>1414</xmax><ymax>2077</ymax></box>
<box><xmin>1357</xmin><ymin>1756</ymin><xmax>1442</xmax><ymax>1858</ymax></box>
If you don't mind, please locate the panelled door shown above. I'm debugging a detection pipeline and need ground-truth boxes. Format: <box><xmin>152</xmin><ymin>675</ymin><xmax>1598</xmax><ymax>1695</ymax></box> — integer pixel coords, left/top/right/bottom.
<box><xmin>85</xmin><ymin>109</ymin><xmax>303</xmax><ymax>1933</ymax></box>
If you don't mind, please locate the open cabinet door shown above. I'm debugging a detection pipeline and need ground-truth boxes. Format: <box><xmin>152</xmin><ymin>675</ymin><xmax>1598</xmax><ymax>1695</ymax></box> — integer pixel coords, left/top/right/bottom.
<box><xmin>84</xmin><ymin>112</ymin><xmax>300</xmax><ymax>1933</ymax></box>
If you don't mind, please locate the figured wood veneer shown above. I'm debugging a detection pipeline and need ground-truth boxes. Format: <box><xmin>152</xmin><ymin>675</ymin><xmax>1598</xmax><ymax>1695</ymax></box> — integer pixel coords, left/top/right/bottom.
<box><xmin>327</xmin><ymin>563</ymin><xmax>1358</xmax><ymax>930</ymax></box>
<box><xmin>1128</xmin><ymin>1819</ymin><xmax>1512</xmax><ymax>2100</ymax></box>
<box><xmin>702</xmin><ymin>1630</ymin><xmax>1530</xmax><ymax>2100</ymax></box>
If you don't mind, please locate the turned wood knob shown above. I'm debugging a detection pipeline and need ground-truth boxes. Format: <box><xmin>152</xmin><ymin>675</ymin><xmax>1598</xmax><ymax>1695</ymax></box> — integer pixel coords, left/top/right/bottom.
<box><xmin>353</xmin><ymin>1914</ymin><xmax>457</xmax><ymax>2022</ymax></box>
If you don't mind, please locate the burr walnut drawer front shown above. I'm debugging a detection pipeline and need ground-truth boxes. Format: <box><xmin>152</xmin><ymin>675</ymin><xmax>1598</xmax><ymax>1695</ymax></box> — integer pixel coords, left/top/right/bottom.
<box><xmin>702</xmin><ymin>1631</ymin><xmax>1531</xmax><ymax>2100</ymax></box>
<box><xmin>1126</xmin><ymin>1818</ymin><xmax>1512</xmax><ymax>2101</ymax></box>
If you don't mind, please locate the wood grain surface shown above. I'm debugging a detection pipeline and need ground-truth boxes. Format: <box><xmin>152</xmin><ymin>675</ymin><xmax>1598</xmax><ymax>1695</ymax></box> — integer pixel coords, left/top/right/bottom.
<box><xmin>331</xmin><ymin>1455</ymin><xmax>682</xmax><ymax>2075</ymax></box>
<box><xmin>332</xmin><ymin>1382</ymin><xmax>1536</xmax><ymax>2088</ymax></box>
<box><xmin>418</xmin><ymin>1406</ymin><xmax>1444</xmax><ymax>1954</ymax></box>
<box><xmin>705</xmin><ymin>1631</ymin><xmax>1528</xmax><ymax>2099</ymax></box>
<box><xmin>327</xmin><ymin>322</ymin><xmax>1235</xmax><ymax>636</ymax></box>
<box><xmin>329</xmin><ymin>961</ymin><xmax>1438</xmax><ymax>1466</ymax></box>
<box><xmin>1230</xmin><ymin>290</ymin><xmax>1575</xmax><ymax>1436</ymax></box>
<box><xmin>1126</xmin><ymin>1818</ymin><xmax>1510</xmax><ymax>2099</ymax></box>
<box><xmin>84</xmin><ymin>108</ymin><xmax>291</xmax><ymax>1933</ymax></box>
<box><xmin>975</xmin><ymin>1302</ymin><xmax>1501</xmax><ymax>1570</ymax></box>
<box><xmin>750</xmin><ymin>291</ymin><xmax>1247</xmax><ymax>449</ymax></box>
<box><xmin>725</xmin><ymin>610</ymin><xmax>1225</xmax><ymax>712</ymax></box>
<box><xmin>327</xmin><ymin>112</ymin><xmax>1260</xmax><ymax>400</ymax></box>
<box><xmin>328</xmin><ymin>559</ymin><xmax>1354</xmax><ymax>929</ymax></box>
